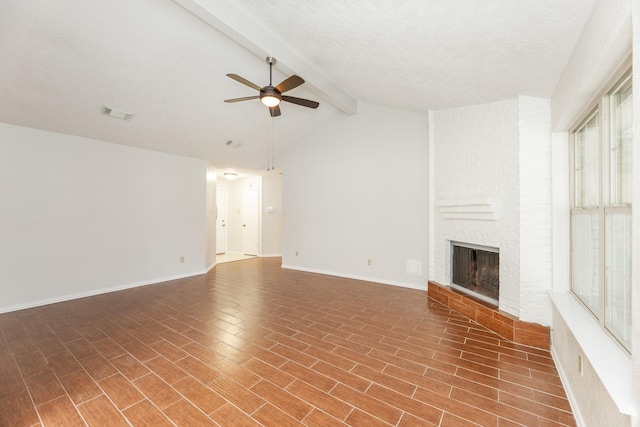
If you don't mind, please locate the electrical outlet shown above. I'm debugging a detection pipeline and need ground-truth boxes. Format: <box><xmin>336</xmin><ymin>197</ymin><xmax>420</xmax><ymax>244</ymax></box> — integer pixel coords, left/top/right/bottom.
<box><xmin>578</xmin><ymin>355</ymin><xmax>583</xmax><ymax>376</ymax></box>
<box><xmin>367</xmin><ymin>259</ymin><xmax>372</xmax><ymax>266</ymax></box>
<box><xmin>180</xmin><ymin>256</ymin><xmax>185</xmax><ymax>264</ymax></box>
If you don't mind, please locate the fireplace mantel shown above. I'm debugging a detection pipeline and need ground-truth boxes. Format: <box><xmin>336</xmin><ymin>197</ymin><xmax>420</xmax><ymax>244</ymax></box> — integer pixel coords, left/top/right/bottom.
<box><xmin>436</xmin><ymin>198</ymin><xmax>497</xmax><ymax>221</ymax></box>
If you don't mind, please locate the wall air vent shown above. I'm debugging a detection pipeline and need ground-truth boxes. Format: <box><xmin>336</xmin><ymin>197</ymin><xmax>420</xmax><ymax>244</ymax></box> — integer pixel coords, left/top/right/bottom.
<box><xmin>225</xmin><ymin>140</ymin><xmax>242</xmax><ymax>148</ymax></box>
<box><xmin>101</xmin><ymin>105</ymin><xmax>134</xmax><ymax>121</ymax></box>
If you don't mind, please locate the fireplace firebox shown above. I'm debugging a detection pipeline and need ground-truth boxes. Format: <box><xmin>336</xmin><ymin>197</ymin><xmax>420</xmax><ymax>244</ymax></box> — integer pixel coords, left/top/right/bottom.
<box><xmin>451</xmin><ymin>243</ymin><xmax>499</xmax><ymax>305</ymax></box>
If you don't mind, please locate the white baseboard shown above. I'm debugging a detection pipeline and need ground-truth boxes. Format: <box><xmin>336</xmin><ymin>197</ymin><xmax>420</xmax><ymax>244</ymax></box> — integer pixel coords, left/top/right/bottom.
<box><xmin>0</xmin><ymin>269</ymin><xmax>207</xmax><ymax>314</ymax></box>
<box><xmin>550</xmin><ymin>345</ymin><xmax>586</xmax><ymax>427</ymax></box>
<box><xmin>259</xmin><ymin>253</ymin><xmax>282</xmax><ymax>258</ymax></box>
<box><xmin>280</xmin><ymin>264</ymin><xmax>426</xmax><ymax>291</ymax></box>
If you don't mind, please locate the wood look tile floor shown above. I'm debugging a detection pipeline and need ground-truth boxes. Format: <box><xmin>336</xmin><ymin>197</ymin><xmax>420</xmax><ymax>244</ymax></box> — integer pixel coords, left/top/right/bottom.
<box><xmin>0</xmin><ymin>258</ymin><xmax>575</xmax><ymax>426</ymax></box>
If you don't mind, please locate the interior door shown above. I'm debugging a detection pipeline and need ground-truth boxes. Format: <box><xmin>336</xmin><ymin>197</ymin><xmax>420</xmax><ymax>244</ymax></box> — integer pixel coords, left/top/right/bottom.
<box><xmin>216</xmin><ymin>189</ymin><xmax>227</xmax><ymax>254</ymax></box>
<box><xmin>242</xmin><ymin>187</ymin><xmax>259</xmax><ymax>255</ymax></box>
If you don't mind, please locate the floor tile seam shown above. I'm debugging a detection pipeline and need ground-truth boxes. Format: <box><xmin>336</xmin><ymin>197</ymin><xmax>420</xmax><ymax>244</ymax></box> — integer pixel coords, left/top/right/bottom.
<box><xmin>283</xmin><ymin>375</ymin><xmax>343</xmax><ymax>408</ymax></box>
<box><xmin>132</xmin><ymin>370</ymin><xmax>192</xmax><ymax>410</ymax></box>
<box><xmin>368</xmin><ymin>350</ymin><xmax>428</xmax><ymax>376</ymax></box>
<box><xmin>493</xmin><ymin>395</ymin><xmax>572</xmax><ymax>426</ymax></box>
<box><xmin>461</xmin><ymin>351</ymin><xmax>534</xmax><ymax>373</ymax></box>
<box><xmin>453</xmin><ymin>366</ymin><xmax>539</xmax><ymax>397</ymax></box>
<box><xmin>524</xmin><ymin>353</ymin><xmax>555</xmax><ymax>365</ymax></box>
<box><xmin>250</xmin><ymin>379</ymin><xmax>316</xmax><ymax>421</ymax></box>
<box><xmin>432</xmin><ymin>352</ymin><xmax>501</xmax><ymax>376</ymax></box>
<box><xmin>426</xmin><ymin>393</ymin><xmax>505</xmax><ymax>426</ymax></box>
<box><xmin>95</xmin><ymin>376</ymin><xmax>146</xmax><ymax>414</ymax></box>
<box><xmin>41</xmin><ymin>396</ymin><xmax>92</xmax><ymax>427</ymax></box>
<box><xmin>531</xmin><ymin>387</ymin><xmax>571</xmax><ymax>404</ymax></box>
<box><xmin>329</xmin><ymin>390</ymin><xmax>399</xmax><ymax>427</ymax></box>
<box><xmin>439</xmin><ymin>407</ymin><xmax>496</xmax><ymax>427</ymax></box>
<box><xmin>348</xmin><ymin>363</ymin><xmax>416</xmax><ymax>396</ymax></box>
<box><xmin>209</xmin><ymin>373</ymin><xmax>268</xmax><ymax>409</ymax></box>
<box><xmin>265</xmin><ymin>331</ymin><xmax>315</xmax><ymax>352</ymax></box>
<box><xmin>496</xmin><ymin>375</ymin><xmax>567</xmax><ymax>399</ymax></box>
<box><xmin>497</xmin><ymin>354</ymin><xmax>558</xmax><ymax>373</ymax></box>
<box><xmin>444</xmin><ymin>341</ymin><xmax>502</xmax><ymax>359</ymax></box>
<box><xmin>17</xmin><ymin>367</ymin><xmax>45</xmax><ymax>427</ymax></box>
<box><xmin>331</xmin><ymin>383</ymin><xmax>408</xmax><ymax>426</ymax></box>
<box><xmin>291</xmin><ymin>332</ymin><xmax>336</xmax><ymax>350</ymax></box>
<box><xmin>36</xmin><ymin>343</ymin><xmax>103</xmax><ymax>405</ymax></box>
<box><xmin>299</xmin><ymin>407</ymin><xmax>349</xmax><ymax>425</ymax></box>
<box><xmin>497</xmin><ymin>389</ymin><xmax>574</xmax><ymax>415</ymax></box>
<box><xmin>464</xmin><ymin>338</ymin><xmax>528</xmax><ymax>360</ymax></box>
<box><xmin>163</xmin><ymin>395</ymin><xmax>222</xmax><ymax>425</ymax></box>
<box><xmin>144</xmin><ymin>355</ymin><xmax>192</xmax><ymax>385</ymax></box>
<box><xmin>448</xmin><ymin>389</ymin><xmax>542</xmax><ymax>426</ymax></box>
<box><xmin>126</xmin><ymin>396</ymin><xmax>179</xmax><ymax>426</ymax></box>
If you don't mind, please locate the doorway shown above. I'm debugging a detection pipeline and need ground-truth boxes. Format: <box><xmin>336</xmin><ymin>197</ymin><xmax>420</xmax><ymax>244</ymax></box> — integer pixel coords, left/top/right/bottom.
<box><xmin>216</xmin><ymin>189</ymin><xmax>227</xmax><ymax>254</ymax></box>
<box><xmin>242</xmin><ymin>187</ymin><xmax>260</xmax><ymax>256</ymax></box>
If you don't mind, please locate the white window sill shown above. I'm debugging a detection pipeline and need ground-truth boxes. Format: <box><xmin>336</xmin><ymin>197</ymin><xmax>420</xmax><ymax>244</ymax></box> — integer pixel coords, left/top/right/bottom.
<box><xmin>549</xmin><ymin>291</ymin><xmax>635</xmax><ymax>417</ymax></box>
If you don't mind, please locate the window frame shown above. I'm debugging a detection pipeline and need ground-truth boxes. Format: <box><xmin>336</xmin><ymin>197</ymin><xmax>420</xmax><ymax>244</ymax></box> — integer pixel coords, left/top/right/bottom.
<box><xmin>569</xmin><ymin>63</ymin><xmax>632</xmax><ymax>353</ymax></box>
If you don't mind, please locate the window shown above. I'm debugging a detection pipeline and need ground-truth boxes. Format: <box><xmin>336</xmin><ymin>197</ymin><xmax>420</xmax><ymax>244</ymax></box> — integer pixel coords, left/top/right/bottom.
<box><xmin>570</xmin><ymin>69</ymin><xmax>632</xmax><ymax>351</ymax></box>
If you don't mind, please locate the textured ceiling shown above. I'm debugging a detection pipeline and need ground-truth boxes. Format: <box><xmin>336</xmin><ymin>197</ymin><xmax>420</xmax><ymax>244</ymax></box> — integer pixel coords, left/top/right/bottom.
<box><xmin>230</xmin><ymin>0</ymin><xmax>596</xmax><ymax>111</ymax></box>
<box><xmin>0</xmin><ymin>0</ymin><xmax>597</xmax><ymax>171</ymax></box>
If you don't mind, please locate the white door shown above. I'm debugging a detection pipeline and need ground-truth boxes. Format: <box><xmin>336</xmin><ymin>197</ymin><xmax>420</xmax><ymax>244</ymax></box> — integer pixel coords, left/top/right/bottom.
<box><xmin>216</xmin><ymin>189</ymin><xmax>227</xmax><ymax>254</ymax></box>
<box><xmin>242</xmin><ymin>187</ymin><xmax>259</xmax><ymax>255</ymax></box>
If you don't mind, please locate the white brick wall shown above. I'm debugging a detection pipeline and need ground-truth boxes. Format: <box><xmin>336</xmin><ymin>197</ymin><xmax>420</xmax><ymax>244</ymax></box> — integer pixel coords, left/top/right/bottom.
<box><xmin>430</xmin><ymin>97</ymin><xmax>553</xmax><ymax>325</ymax></box>
<box><xmin>518</xmin><ymin>96</ymin><xmax>553</xmax><ymax>325</ymax></box>
<box><xmin>431</xmin><ymin>99</ymin><xmax>521</xmax><ymax>317</ymax></box>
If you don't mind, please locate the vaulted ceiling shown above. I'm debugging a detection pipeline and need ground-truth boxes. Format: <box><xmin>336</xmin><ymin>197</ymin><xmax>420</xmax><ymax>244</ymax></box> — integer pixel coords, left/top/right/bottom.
<box><xmin>0</xmin><ymin>0</ymin><xmax>596</xmax><ymax>171</ymax></box>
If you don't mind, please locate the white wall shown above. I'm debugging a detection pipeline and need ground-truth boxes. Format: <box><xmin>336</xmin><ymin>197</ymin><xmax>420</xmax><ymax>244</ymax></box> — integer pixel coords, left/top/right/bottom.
<box><xmin>281</xmin><ymin>101</ymin><xmax>429</xmax><ymax>289</ymax></box>
<box><xmin>262</xmin><ymin>175</ymin><xmax>283</xmax><ymax>256</ymax></box>
<box><xmin>632</xmin><ymin>0</ymin><xmax>640</xmax><ymax>423</ymax></box>
<box><xmin>551</xmin><ymin>0</ymin><xmax>632</xmax><ymax>130</ymax></box>
<box><xmin>205</xmin><ymin>164</ymin><xmax>217</xmax><ymax>270</ymax></box>
<box><xmin>0</xmin><ymin>122</ymin><xmax>208</xmax><ymax>312</ymax></box>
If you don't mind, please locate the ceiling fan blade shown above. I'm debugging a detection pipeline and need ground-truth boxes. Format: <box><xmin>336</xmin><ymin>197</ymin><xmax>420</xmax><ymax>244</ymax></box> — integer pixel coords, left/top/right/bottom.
<box><xmin>226</xmin><ymin>73</ymin><xmax>262</xmax><ymax>91</ymax></box>
<box><xmin>276</xmin><ymin>75</ymin><xmax>304</xmax><ymax>93</ymax></box>
<box><xmin>224</xmin><ymin>95</ymin><xmax>260</xmax><ymax>103</ymax></box>
<box><xmin>282</xmin><ymin>95</ymin><xmax>319</xmax><ymax>109</ymax></box>
<box><xmin>269</xmin><ymin>105</ymin><xmax>281</xmax><ymax>117</ymax></box>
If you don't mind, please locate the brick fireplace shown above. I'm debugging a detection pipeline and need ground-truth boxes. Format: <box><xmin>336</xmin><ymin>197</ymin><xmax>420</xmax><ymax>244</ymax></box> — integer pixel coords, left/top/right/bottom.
<box><xmin>429</xmin><ymin>97</ymin><xmax>553</xmax><ymax>343</ymax></box>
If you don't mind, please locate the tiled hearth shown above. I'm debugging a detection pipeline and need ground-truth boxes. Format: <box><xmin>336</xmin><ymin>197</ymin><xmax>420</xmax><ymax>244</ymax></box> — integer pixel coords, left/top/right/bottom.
<box><xmin>428</xmin><ymin>281</ymin><xmax>550</xmax><ymax>350</ymax></box>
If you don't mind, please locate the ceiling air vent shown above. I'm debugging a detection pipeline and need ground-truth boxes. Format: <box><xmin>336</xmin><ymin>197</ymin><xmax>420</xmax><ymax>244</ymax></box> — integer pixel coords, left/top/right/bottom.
<box><xmin>101</xmin><ymin>105</ymin><xmax>134</xmax><ymax>121</ymax></box>
<box><xmin>225</xmin><ymin>140</ymin><xmax>241</xmax><ymax>148</ymax></box>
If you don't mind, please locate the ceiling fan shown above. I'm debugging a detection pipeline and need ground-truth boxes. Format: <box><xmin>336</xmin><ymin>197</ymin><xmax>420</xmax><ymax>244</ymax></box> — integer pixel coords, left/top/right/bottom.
<box><xmin>224</xmin><ymin>57</ymin><xmax>319</xmax><ymax>117</ymax></box>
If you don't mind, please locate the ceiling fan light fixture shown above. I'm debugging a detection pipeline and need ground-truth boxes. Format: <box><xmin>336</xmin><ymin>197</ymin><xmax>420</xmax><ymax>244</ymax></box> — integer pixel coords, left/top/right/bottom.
<box><xmin>223</xmin><ymin>172</ymin><xmax>238</xmax><ymax>180</ymax></box>
<box><xmin>261</xmin><ymin>95</ymin><xmax>280</xmax><ymax>107</ymax></box>
<box><xmin>260</xmin><ymin>86</ymin><xmax>281</xmax><ymax>107</ymax></box>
